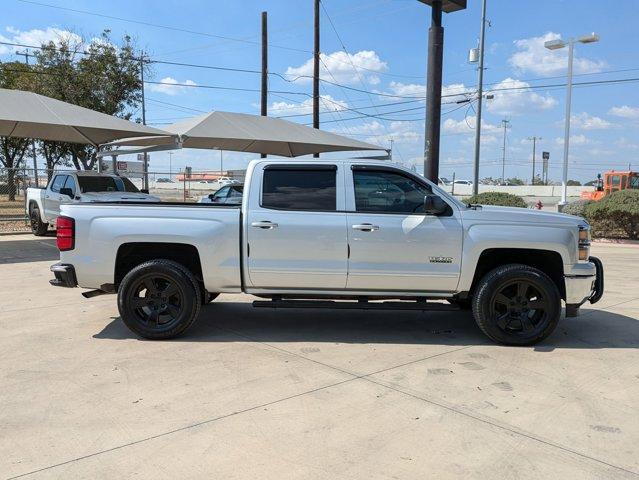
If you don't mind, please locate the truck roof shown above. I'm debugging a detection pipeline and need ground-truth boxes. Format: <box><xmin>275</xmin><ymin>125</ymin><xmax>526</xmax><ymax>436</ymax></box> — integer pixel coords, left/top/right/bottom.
<box><xmin>58</xmin><ymin>171</ymin><xmax>119</xmax><ymax>177</ymax></box>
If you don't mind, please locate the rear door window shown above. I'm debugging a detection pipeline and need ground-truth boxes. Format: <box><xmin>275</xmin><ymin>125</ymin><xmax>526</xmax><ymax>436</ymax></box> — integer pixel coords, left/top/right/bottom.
<box><xmin>261</xmin><ymin>167</ymin><xmax>337</xmax><ymax>211</ymax></box>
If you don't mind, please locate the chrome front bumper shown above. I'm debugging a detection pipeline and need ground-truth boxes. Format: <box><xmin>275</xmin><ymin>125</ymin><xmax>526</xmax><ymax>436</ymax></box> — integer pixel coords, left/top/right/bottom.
<box><xmin>564</xmin><ymin>256</ymin><xmax>604</xmax><ymax>306</ymax></box>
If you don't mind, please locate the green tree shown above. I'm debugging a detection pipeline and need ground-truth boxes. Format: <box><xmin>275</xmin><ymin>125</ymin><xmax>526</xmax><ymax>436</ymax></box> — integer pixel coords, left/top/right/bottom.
<box><xmin>0</xmin><ymin>61</ymin><xmax>33</xmax><ymax>200</ymax></box>
<box><xmin>567</xmin><ymin>179</ymin><xmax>582</xmax><ymax>186</ymax></box>
<box><xmin>505</xmin><ymin>177</ymin><xmax>524</xmax><ymax>186</ymax></box>
<box><xmin>31</xmin><ymin>30</ymin><xmax>145</xmax><ymax>170</ymax></box>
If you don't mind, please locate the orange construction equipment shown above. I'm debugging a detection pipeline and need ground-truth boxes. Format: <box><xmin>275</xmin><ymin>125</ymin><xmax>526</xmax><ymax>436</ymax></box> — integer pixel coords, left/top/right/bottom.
<box><xmin>581</xmin><ymin>170</ymin><xmax>639</xmax><ymax>201</ymax></box>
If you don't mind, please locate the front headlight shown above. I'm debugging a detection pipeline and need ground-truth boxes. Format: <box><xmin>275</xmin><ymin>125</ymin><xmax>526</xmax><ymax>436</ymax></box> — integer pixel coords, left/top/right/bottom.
<box><xmin>578</xmin><ymin>224</ymin><xmax>591</xmax><ymax>261</ymax></box>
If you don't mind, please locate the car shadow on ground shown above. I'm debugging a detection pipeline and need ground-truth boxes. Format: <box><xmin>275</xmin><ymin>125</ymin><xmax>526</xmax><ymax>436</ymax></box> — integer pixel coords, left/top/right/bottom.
<box><xmin>0</xmin><ymin>238</ymin><xmax>58</xmax><ymax>264</ymax></box>
<box><xmin>94</xmin><ymin>301</ymin><xmax>639</xmax><ymax>350</ymax></box>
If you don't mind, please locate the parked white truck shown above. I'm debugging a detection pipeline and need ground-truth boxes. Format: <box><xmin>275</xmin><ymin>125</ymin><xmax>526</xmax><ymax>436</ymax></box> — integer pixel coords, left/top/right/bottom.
<box><xmin>49</xmin><ymin>159</ymin><xmax>603</xmax><ymax>345</ymax></box>
<box><xmin>26</xmin><ymin>171</ymin><xmax>160</xmax><ymax>235</ymax></box>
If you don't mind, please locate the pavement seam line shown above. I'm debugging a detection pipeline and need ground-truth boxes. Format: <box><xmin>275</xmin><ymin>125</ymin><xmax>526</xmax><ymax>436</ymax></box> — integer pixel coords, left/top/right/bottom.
<box><xmin>363</xmin><ymin>376</ymin><xmax>639</xmax><ymax>477</ymax></box>
<box><xmin>5</xmin><ymin>377</ymin><xmax>355</xmax><ymax>479</ymax></box>
<box><xmin>219</xmin><ymin>327</ymin><xmax>639</xmax><ymax>477</ymax></box>
<box><xmin>5</xmin><ymin>338</ymin><xmax>470</xmax><ymax>479</ymax></box>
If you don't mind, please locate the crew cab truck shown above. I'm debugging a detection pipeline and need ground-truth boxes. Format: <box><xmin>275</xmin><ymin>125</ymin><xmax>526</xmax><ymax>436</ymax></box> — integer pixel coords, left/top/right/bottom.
<box><xmin>49</xmin><ymin>159</ymin><xmax>603</xmax><ymax>345</ymax></box>
<box><xmin>26</xmin><ymin>171</ymin><xmax>160</xmax><ymax>236</ymax></box>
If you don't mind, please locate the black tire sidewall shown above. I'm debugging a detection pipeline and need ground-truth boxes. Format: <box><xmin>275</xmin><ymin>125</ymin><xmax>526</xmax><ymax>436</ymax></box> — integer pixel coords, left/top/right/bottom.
<box><xmin>472</xmin><ymin>265</ymin><xmax>561</xmax><ymax>346</ymax></box>
<box><xmin>30</xmin><ymin>206</ymin><xmax>48</xmax><ymax>236</ymax></box>
<box><xmin>117</xmin><ymin>260</ymin><xmax>201</xmax><ymax>339</ymax></box>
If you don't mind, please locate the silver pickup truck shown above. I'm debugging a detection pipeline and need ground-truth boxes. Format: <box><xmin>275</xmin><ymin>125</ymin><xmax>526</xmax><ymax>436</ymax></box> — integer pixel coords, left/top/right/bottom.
<box><xmin>49</xmin><ymin>159</ymin><xmax>603</xmax><ymax>345</ymax></box>
<box><xmin>26</xmin><ymin>171</ymin><xmax>159</xmax><ymax>235</ymax></box>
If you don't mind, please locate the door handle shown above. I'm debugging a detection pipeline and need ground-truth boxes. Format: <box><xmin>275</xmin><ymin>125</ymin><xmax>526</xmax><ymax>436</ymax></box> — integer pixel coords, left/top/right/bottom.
<box><xmin>352</xmin><ymin>223</ymin><xmax>379</xmax><ymax>232</ymax></box>
<box><xmin>251</xmin><ymin>221</ymin><xmax>278</xmax><ymax>229</ymax></box>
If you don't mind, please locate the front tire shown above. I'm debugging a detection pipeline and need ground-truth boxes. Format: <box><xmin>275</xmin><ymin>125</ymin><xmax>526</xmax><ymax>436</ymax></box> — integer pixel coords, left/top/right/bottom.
<box><xmin>117</xmin><ymin>259</ymin><xmax>201</xmax><ymax>339</ymax></box>
<box><xmin>29</xmin><ymin>205</ymin><xmax>48</xmax><ymax>236</ymax></box>
<box><xmin>472</xmin><ymin>264</ymin><xmax>561</xmax><ymax>346</ymax></box>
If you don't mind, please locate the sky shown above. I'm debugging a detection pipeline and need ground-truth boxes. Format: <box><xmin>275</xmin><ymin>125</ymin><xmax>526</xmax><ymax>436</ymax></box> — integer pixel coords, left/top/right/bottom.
<box><xmin>1</xmin><ymin>0</ymin><xmax>639</xmax><ymax>182</ymax></box>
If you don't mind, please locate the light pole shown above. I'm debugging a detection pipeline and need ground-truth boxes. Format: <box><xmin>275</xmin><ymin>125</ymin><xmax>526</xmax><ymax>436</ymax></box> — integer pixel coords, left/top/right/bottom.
<box><xmin>527</xmin><ymin>136</ymin><xmax>541</xmax><ymax>185</ymax></box>
<box><xmin>545</xmin><ymin>33</ymin><xmax>599</xmax><ymax>205</ymax></box>
<box><xmin>500</xmin><ymin>119</ymin><xmax>509</xmax><ymax>184</ymax></box>
<box><xmin>168</xmin><ymin>152</ymin><xmax>173</xmax><ymax>180</ymax></box>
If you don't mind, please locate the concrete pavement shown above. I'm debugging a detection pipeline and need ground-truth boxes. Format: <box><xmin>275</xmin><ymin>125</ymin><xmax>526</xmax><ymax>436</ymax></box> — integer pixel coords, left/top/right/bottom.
<box><xmin>0</xmin><ymin>235</ymin><xmax>637</xmax><ymax>479</ymax></box>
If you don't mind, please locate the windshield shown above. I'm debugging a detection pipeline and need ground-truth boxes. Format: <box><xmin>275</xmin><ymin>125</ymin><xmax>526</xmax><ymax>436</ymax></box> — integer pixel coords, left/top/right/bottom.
<box><xmin>77</xmin><ymin>176</ymin><xmax>140</xmax><ymax>193</ymax></box>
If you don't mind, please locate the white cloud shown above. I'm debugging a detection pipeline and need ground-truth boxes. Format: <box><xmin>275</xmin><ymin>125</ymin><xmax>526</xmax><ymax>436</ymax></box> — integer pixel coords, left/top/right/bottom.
<box><xmin>570</xmin><ymin>112</ymin><xmax>613</xmax><ymax>130</ymax></box>
<box><xmin>341</xmin><ymin>120</ymin><xmax>421</xmax><ymax>145</ymax></box>
<box><xmin>0</xmin><ymin>26</ymin><xmax>82</xmax><ymax>54</ymax></box>
<box><xmin>509</xmin><ymin>32</ymin><xmax>605</xmax><ymax>76</ymax></box>
<box><xmin>442</xmin><ymin>116</ymin><xmax>501</xmax><ymax>135</ymax></box>
<box><xmin>486</xmin><ymin>77</ymin><xmax>556</xmax><ymax>116</ymax></box>
<box><xmin>285</xmin><ymin>50</ymin><xmax>387</xmax><ymax>85</ymax></box>
<box><xmin>609</xmin><ymin>105</ymin><xmax>639</xmax><ymax>119</ymax></box>
<box><xmin>269</xmin><ymin>95</ymin><xmax>348</xmax><ymax>117</ymax></box>
<box><xmin>148</xmin><ymin>77</ymin><xmax>197</xmax><ymax>96</ymax></box>
<box><xmin>555</xmin><ymin>134</ymin><xmax>592</xmax><ymax>146</ymax></box>
<box><xmin>384</xmin><ymin>82</ymin><xmax>470</xmax><ymax>103</ymax></box>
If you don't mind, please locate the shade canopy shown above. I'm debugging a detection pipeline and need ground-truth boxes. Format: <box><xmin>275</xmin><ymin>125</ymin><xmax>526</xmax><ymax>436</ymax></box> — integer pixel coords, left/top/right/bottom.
<box><xmin>0</xmin><ymin>88</ymin><xmax>169</xmax><ymax>145</ymax></box>
<box><xmin>105</xmin><ymin>111</ymin><xmax>382</xmax><ymax>157</ymax></box>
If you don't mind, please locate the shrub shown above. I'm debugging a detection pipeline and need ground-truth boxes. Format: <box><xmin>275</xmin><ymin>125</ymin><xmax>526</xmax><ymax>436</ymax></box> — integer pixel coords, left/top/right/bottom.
<box><xmin>463</xmin><ymin>191</ymin><xmax>527</xmax><ymax>208</ymax></box>
<box><xmin>562</xmin><ymin>199</ymin><xmax>593</xmax><ymax>218</ymax></box>
<box><xmin>585</xmin><ymin>189</ymin><xmax>639</xmax><ymax>239</ymax></box>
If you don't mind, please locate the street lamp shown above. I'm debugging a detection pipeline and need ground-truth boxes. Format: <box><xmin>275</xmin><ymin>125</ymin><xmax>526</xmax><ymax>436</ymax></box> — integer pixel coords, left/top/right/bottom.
<box><xmin>544</xmin><ymin>32</ymin><xmax>599</xmax><ymax>206</ymax></box>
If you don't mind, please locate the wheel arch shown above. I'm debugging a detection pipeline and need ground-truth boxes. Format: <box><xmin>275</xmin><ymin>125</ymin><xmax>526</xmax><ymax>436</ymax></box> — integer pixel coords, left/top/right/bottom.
<box><xmin>467</xmin><ymin>248</ymin><xmax>565</xmax><ymax>300</ymax></box>
<box><xmin>114</xmin><ymin>242</ymin><xmax>204</xmax><ymax>289</ymax></box>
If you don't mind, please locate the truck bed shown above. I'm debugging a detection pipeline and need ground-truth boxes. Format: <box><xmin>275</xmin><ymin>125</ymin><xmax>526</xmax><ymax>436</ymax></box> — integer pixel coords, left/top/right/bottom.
<box><xmin>59</xmin><ymin>202</ymin><xmax>242</xmax><ymax>292</ymax></box>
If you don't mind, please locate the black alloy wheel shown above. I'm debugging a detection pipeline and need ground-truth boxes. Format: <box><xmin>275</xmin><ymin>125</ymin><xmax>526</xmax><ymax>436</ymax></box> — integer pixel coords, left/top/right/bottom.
<box><xmin>472</xmin><ymin>264</ymin><xmax>561</xmax><ymax>345</ymax></box>
<box><xmin>117</xmin><ymin>259</ymin><xmax>201</xmax><ymax>339</ymax></box>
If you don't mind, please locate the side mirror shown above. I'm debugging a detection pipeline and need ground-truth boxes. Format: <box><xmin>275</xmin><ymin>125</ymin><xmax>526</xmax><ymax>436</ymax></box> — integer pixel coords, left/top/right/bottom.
<box><xmin>423</xmin><ymin>194</ymin><xmax>448</xmax><ymax>215</ymax></box>
<box><xmin>59</xmin><ymin>187</ymin><xmax>74</xmax><ymax>198</ymax></box>
<box><xmin>140</xmin><ymin>189</ymin><xmax>149</xmax><ymax>194</ymax></box>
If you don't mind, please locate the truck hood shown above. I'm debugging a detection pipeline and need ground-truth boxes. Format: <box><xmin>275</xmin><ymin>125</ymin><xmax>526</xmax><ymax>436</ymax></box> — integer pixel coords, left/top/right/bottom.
<box><xmin>460</xmin><ymin>205</ymin><xmax>585</xmax><ymax>226</ymax></box>
<box><xmin>80</xmin><ymin>191</ymin><xmax>161</xmax><ymax>202</ymax></box>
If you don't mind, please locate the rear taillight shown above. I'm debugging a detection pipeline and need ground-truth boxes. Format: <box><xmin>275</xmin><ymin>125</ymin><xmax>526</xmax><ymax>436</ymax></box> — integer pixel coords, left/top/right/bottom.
<box><xmin>56</xmin><ymin>216</ymin><xmax>75</xmax><ymax>251</ymax></box>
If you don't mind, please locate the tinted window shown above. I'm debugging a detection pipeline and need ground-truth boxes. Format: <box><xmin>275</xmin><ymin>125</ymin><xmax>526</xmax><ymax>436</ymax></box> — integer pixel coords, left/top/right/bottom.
<box><xmin>77</xmin><ymin>176</ymin><xmax>140</xmax><ymax>193</ymax></box>
<box><xmin>213</xmin><ymin>186</ymin><xmax>230</xmax><ymax>198</ymax></box>
<box><xmin>262</xmin><ymin>168</ymin><xmax>336</xmax><ymax>211</ymax></box>
<box><xmin>50</xmin><ymin>175</ymin><xmax>66</xmax><ymax>193</ymax></box>
<box><xmin>64</xmin><ymin>175</ymin><xmax>76</xmax><ymax>196</ymax></box>
<box><xmin>611</xmin><ymin>175</ymin><xmax>621</xmax><ymax>187</ymax></box>
<box><xmin>630</xmin><ymin>176</ymin><xmax>639</xmax><ymax>189</ymax></box>
<box><xmin>353</xmin><ymin>170</ymin><xmax>431</xmax><ymax>214</ymax></box>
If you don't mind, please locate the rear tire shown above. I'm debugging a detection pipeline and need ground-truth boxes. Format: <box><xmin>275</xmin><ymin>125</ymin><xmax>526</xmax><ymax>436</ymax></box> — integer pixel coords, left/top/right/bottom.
<box><xmin>29</xmin><ymin>205</ymin><xmax>48</xmax><ymax>236</ymax></box>
<box><xmin>117</xmin><ymin>259</ymin><xmax>201</xmax><ymax>339</ymax></box>
<box><xmin>472</xmin><ymin>264</ymin><xmax>561</xmax><ymax>346</ymax></box>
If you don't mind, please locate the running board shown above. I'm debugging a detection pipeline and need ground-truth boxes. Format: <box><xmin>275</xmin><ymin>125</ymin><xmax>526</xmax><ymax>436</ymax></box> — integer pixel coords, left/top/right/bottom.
<box><xmin>252</xmin><ymin>299</ymin><xmax>459</xmax><ymax>311</ymax></box>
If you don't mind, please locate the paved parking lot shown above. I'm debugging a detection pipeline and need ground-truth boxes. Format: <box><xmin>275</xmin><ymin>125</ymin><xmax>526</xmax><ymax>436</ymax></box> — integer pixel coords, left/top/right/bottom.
<box><xmin>1</xmin><ymin>234</ymin><xmax>638</xmax><ymax>479</ymax></box>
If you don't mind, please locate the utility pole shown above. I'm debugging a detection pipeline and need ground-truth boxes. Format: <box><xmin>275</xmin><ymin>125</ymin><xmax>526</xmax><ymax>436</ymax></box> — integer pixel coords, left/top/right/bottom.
<box><xmin>527</xmin><ymin>136</ymin><xmax>541</xmax><ymax>185</ymax></box>
<box><xmin>313</xmin><ymin>0</ymin><xmax>320</xmax><ymax>158</ymax></box>
<box><xmin>260</xmin><ymin>11</ymin><xmax>268</xmax><ymax>159</ymax></box>
<box><xmin>139</xmin><ymin>52</ymin><xmax>149</xmax><ymax>189</ymax></box>
<box><xmin>17</xmin><ymin>49</ymin><xmax>39</xmax><ymax>186</ymax></box>
<box><xmin>500</xmin><ymin>119</ymin><xmax>509</xmax><ymax>184</ymax></box>
<box><xmin>471</xmin><ymin>0</ymin><xmax>487</xmax><ymax>195</ymax></box>
<box><xmin>417</xmin><ymin>0</ymin><xmax>466</xmax><ymax>181</ymax></box>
